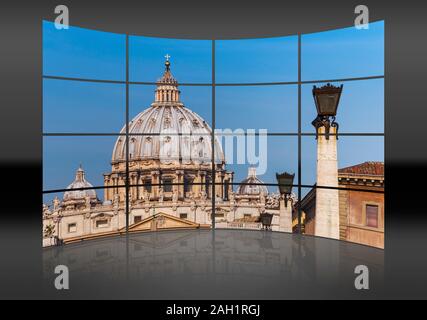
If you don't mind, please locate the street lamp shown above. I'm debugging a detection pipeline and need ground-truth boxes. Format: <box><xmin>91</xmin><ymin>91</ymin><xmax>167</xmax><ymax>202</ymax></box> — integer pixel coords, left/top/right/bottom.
<box><xmin>276</xmin><ymin>172</ymin><xmax>295</xmax><ymax>207</ymax></box>
<box><xmin>260</xmin><ymin>212</ymin><xmax>273</xmax><ymax>231</ymax></box>
<box><xmin>311</xmin><ymin>83</ymin><xmax>343</xmax><ymax>140</ymax></box>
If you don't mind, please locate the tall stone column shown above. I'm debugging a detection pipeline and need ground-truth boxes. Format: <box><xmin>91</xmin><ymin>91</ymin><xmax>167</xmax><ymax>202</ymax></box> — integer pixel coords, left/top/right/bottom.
<box><xmin>315</xmin><ymin>126</ymin><xmax>339</xmax><ymax>239</ymax></box>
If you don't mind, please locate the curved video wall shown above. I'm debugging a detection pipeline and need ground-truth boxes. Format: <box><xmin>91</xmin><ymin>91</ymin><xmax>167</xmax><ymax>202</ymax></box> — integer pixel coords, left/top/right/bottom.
<box><xmin>42</xmin><ymin>20</ymin><xmax>384</xmax><ymax>248</ymax></box>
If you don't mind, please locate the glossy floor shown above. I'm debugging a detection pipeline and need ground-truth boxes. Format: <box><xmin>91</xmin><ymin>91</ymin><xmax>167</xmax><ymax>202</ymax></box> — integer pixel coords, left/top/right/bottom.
<box><xmin>42</xmin><ymin>229</ymin><xmax>384</xmax><ymax>299</ymax></box>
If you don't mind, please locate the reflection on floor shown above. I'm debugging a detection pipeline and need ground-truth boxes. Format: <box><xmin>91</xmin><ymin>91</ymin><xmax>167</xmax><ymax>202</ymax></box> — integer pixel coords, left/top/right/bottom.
<box><xmin>42</xmin><ymin>229</ymin><xmax>384</xmax><ymax>299</ymax></box>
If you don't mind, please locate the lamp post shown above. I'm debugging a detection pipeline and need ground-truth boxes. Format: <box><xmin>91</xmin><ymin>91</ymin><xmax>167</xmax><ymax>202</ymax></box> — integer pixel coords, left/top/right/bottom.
<box><xmin>276</xmin><ymin>172</ymin><xmax>295</xmax><ymax>208</ymax></box>
<box><xmin>311</xmin><ymin>83</ymin><xmax>343</xmax><ymax>240</ymax></box>
<box><xmin>276</xmin><ymin>172</ymin><xmax>295</xmax><ymax>233</ymax></box>
<box><xmin>311</xmin><ymin>83</ymin><xmax>343</xmax><ymax>140</ymax></box>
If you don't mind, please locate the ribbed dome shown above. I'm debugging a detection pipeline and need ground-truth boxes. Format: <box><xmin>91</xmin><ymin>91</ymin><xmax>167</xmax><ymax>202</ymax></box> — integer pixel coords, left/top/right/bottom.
<box><xmin>112</xmin><ymin>58</ymin><xmax>224</xmax><ymax>165</ymax></box>
<box><xmin>63</xmin><ymin>165</ymin><xmax>97</xmax><ymax>201</ymax></box>
<box><xmin>236</xmin><ymin>167</ymin><xmax>269</xmax><ymax>195</ymax></box>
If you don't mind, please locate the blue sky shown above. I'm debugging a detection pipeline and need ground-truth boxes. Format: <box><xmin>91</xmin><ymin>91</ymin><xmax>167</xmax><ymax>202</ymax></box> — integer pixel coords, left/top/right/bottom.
<box><xmin>43</xmin><ymin>20</ymin><xmax>384</xmax><ymax>203</ymax></box>
<box><xmin>301</xmin><ymin>21</ymin><xmax>384</xmax><ymax>80</ymax></box>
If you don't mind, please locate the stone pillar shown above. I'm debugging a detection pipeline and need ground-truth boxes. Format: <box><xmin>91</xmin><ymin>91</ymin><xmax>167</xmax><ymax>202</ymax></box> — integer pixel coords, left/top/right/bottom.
<box><xmin>103</xmin><ymin>175</ymin><xmax>110</xmax><ymax>202</ymax></box>
<box><xmin>118</xmin><ymin>175</ymin><xmax>126</xmax><ymax>203</ymax></box>
<box><xmin>216</xmin><ymin>172</ymin><xmax>224</xmax><ymax>199</ymax></box>
<box><xmin>194</xmin><ymin>171</ymin><xmax>202</xmax><ymax>196</ymax></box>
<box><xmin>199</xmin><ymin>171</ymin><xmax>206</xmax><ymax>195</ymax></box>
<box><xmin>315</xmin><ymin>126</ymin><xmax>339</xmax><ymax>239</ymax></box>
<box><xmin>130</xmin><ymin>172</ymin><xmax>138</xmax><ymax>202</ymax></box>
<box><xmin>279</xmin><ymin>196</ymin><xmax>292</xmax><ymax>233</ymax></box>
<box><xmin>137</xmin><ymin>174</ymin><xmax>144</xmax><ymax>200</ymax></box>
<box><xmin>151</xmin><ymin>170</ymin><xmax>160</xmax><ymax>199</ymax></box>
<box><xmin>111</xmin><ymin>175</ymin><xmax>118</xmax><ymax>201</ymax></box>
<box><xmin>176</xmin><ymin>170</ymin><xmax>184</xmax><ymax>199</ymax></box>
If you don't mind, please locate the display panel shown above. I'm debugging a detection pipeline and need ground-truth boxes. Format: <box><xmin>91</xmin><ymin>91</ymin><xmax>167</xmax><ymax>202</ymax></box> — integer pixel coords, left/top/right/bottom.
<box><xmin>43</xmin><ymin>79</ymin><xmax>126</xmax><ymax>133</ymax></box>
<box><xmin>42</xmin><ymin>21</ymin><xmax>384</xmax><ymax>248</ymax></box>
<box><xmin>43</xmin><ymin>21</ymin><xmax>126</xmax><ymax>80</ymax></box>
<box><xmin>216</xmin><ymin>85</ymin><xmax>298</xmax><ymax>133</ymax></box>
<box><xmin>301</xmin><ymin>20</ymin><xmax>384</xmax><ymax>80</ymax></box>
<box><xmin>216</xmin><ymin>36</ymin><xmax>298</xmax><ymax>83</ymax></box>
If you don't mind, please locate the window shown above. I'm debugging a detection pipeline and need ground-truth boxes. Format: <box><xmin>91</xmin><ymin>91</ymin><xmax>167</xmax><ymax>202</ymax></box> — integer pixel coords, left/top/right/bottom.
<box><xmin>96</xmin><ymin>219</ymin><xmax>109</xmax><ymax>228</ymax></box>
<box><xmin>144</xmin><ymin>179</ymin><xmax>152</xmax><ymax>193</ymax></box>
<box><xmin>366</xmin><ymin>205</ymin><xmax>379</xmax><ymax>228</ymax></box>
<box><xmin>68</xmin><ymin>223</ymin><xmax>77</xmax><ymax>233</ymax></box>
<box><xmin>179</xmin><ymin>213</ymin><xmax>188</xmax><ymax>220</ymax></box>
<box><xmin>134</xmin><ymin>216</ymin><xmax>142</xmax><ymax>223</ymax></box>
<box><xmin>184</xmin><ymin>176</ymin><xmax>193</xmax><ymax>193</ymax></box>
<box><xmin>205</xmin><ymin>176</ymin><xmax>211</xmax><ymax>198</ymax></box>
<box><xmin>162</xmin><ymin>178</ymin><xmax>173</xmax><ymax>193</ymax></box>
<box><xmin>244</xmin><ymin>214</ymin><xmax>251</xmax><ymax>218</ymax></box>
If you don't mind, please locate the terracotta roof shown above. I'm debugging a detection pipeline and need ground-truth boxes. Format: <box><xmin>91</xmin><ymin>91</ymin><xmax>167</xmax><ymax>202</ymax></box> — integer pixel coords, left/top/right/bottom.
<box><xmin>338</xmin><ymin>161</ymin><xmax>384</xmax><ymax>176</ymax></box>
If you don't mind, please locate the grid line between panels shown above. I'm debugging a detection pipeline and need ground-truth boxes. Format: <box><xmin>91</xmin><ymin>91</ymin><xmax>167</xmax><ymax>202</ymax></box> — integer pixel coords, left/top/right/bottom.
<box><xmin>297</xmin><ymin>33</ymin><xmax>302</xmax><ymax>233</ymax></box>
<box><xmin>42</xmin><ymin>74</ymin><xmax>384</xmax><ymax>86</ymax></box>
<box><xmin>125</xmin><ymin>34</ymin><xmax>130</xmax><ymax>233</ymax></box>
<box><xmin>42</xmin><ymin>132</ymin><xmax>385</xmax><ymax>136</ymax></box>
<box><xmin>42</xmin><ymin>183</ymin><xmax>384</xmax><ymax>195</ymax></box>
<box><xmin>211</xmin><ymin>39</ymin><xmax>216</xmax><ymax>229</ymax></box>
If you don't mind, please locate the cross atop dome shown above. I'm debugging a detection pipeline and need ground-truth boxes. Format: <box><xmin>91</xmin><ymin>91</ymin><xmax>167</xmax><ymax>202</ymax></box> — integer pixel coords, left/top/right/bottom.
<box><xmin>155</xmin><ymin>56</ymin><xmax>180</xmax><ymax>103</ymax></box>
<box><xmin>164</xmin><ymin>54</ymin><xmax>171</xmax><ymax>71</ymax></box>
<box><xmin>76</xmin><ymin>163</ymin><xmax>85</xmax><ymax>181</ymax></box>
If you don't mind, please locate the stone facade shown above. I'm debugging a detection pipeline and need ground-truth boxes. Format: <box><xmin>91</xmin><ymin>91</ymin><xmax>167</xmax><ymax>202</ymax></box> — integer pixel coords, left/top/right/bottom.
<box><xmin>42</xmin><ymin>59</ymin><xmax>294</xmax><ymax>247</ymax></box>
<box><xmin>337</xmin><ymin>162</ymin><xmax>384</xmax><ymax>248</ymax></box>
<box><xmin>296</xmin><ymin>162</ymin><xmax>384</xmax><ymax>249</ymax></box>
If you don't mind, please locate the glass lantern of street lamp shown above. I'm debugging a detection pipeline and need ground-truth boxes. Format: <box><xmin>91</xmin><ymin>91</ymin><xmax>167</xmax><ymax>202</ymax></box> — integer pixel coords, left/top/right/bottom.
<box><xmin>260</xmin><ymin>212</ymin><xmax>273</xmax><ymax>231</ymax></box>
<box><xmin>276</xmin><ymin>172</ymin><xmax>295</xmax><ymax>207</ymax></box>
<box><xmin>312</xmin><ymin>83</ymin><xmax>343</xmax><ymax>140</ymax></box>
<box><xmin>312</xmin><ymin>83</ymin><xmax>343</xmax><ymax>117</ymax></box>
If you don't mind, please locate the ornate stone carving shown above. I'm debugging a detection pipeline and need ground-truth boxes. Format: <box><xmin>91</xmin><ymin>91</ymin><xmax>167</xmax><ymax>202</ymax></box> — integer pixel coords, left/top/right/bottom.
<box><xmin>265</xmin><ymin>193</ymin><xmax>280</xmax><ymax>209</ymax></box>
<box><xmin>85</xmin><ymin>196</ymin><xmax>91</xmax><ymax>209</ymax></box>
<box><xmin>53</xmin><ymin>196</ymin><xmax>61</xmax><ymax>211</ymax></box>
<box><xmin>43</xmin><ymin>204</ymin><xmax>51</xmax><ymax>216</ymax></box>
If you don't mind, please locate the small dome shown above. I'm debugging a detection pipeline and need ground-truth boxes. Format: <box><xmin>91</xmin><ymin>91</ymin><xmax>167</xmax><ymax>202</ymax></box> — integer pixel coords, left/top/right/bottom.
<box><xmin>236</xmin><ymin>167</ymin><xmax>269</xmax><ymax>195</ymax></box>
<box><xmin>63</xmin><ymin>165</ymin><xmax>97</xmax><ymax>201</ymax></box>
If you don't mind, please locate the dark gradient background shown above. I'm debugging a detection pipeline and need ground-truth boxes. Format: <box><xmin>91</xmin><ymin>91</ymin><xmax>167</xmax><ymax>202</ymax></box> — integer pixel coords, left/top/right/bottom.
<box><xmin>0</xmin><ymin>0</ymin><xmax>426</xmax><ymax>299</ymax></box>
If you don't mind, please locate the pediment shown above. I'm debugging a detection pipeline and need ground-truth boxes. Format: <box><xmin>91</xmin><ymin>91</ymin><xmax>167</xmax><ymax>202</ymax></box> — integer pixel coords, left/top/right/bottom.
<box><xmin>123</xmin><ymin>212</ymin><xmax>206</xmax><ymax>233</ymax></box>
